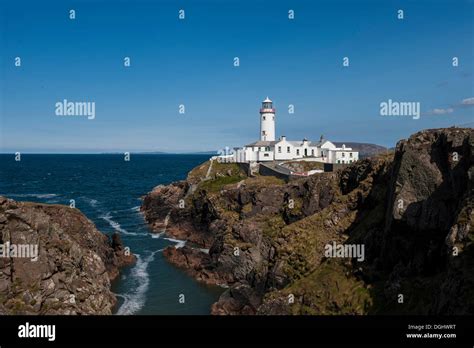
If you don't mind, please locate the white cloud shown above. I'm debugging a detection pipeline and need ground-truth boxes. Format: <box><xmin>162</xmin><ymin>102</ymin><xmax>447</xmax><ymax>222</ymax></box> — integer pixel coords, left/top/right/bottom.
<box><xmin>431</xmin><ymin>108</ymin><xmax>454</xmax><ymax>115</ymax></box>
<box><xmin>426</xmin><ymin>96</ymin><xmax>474</xmax><ymax>115</ymax></box>
<box><xmin>461</xmin><ymin>97</ymin><xmax>474</xmax><ymax>105</ymax></box>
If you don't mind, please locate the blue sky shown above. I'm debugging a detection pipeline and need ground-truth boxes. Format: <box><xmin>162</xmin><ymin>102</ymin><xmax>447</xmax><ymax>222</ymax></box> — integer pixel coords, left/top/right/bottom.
<box><xmin>0</xmin><ymin>0</ymin><xmax>473</xmax><ymax>153</ymax></box>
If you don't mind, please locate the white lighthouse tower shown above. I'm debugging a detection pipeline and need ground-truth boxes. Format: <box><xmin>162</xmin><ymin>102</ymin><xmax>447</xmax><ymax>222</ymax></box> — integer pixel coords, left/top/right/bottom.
<box><xmin>259</xmin><ymin>97</ymin><xmax>275</xmax><ymax>141</ymax></box>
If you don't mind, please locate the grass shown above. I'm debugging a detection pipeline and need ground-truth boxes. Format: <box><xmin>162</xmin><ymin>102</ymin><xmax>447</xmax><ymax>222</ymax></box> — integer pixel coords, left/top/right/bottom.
<box><xmin>198</xmin><ymin>175</ymin><xmax>243</xmax><ymax>193</ymax></box>
<box><xmin>243</xmin><ymin>175</ymin><xmax>286</xmax><ymax>188</ymax></box>
<box><xmin>189</xmin><ymin>161</ymin><xmax>247</xmax><ymax>192</ymax></box>
<box><xmin>263</xmin><ymin>259</ymin><xmax>373</xmax><ymax>315</ymax></box>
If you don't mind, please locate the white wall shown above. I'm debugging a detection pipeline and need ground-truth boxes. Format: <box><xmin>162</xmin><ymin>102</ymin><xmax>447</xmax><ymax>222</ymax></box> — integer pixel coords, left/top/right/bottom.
<box><xmin>245</xmin><ymin>147</ymin><xmax>257</xmax><ymax>162</ymax></box>
<box><xmin>234</xmin><ymin>148</ymin><xmax>249</xmax><ymax>163</ymax></box>
<box><xmin>334</xmin><ymin>150</ymin><xmax>358</xmax><ymax>164</ymax></box>
<box><xmin>321</xmin><ymin>140</ymin><xmax>336</xmax><ymax>150</ymax></box>
<box><xmin>260</xmin><ymin>112</ymin><xmax>275</xmax><ymax>141</ymax></box>
<box><xmin>257</xmin><ymin>150</ymin><xmax>274</xmax><ymax>161</ymax></box>
<box><xmin>274</xmin><ymin>140</ymin><xmax>324</xmax><ymax>161</ymax></box>
<box><xmin>235</xmin><ymin>140</ymin><xmax>359</xmax><ymax>164</ymax></box>
<box><xmin>274</xmin><ymin>139</ymin><xmax>295</xmax><ymax>160</ymax></box>
<box><xmin>235</xmin><ymin>146</ymin><xmax>274</xmax><ymax>162</ymax></box>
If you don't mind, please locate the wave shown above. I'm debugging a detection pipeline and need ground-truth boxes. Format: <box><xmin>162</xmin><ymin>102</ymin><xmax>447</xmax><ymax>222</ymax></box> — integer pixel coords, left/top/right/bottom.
<box><xmin>116</xmin><ymin>249</ymin><xmax>163</xmax><ymax>315</ymax></box>
<box><xmin>82</xmin><ymin>197</ymin><xmax>98</xmax><ymax>208</ymax></box>
<box><xmin>2</xmin><ymin>193</ymin><xmax>58</xmax><ymax>199</ymax></box>
<box><xmin>151</xmin><ymin>231</ymin><xmax>165</xmax><ymax>239</ymax></box>
<box><xmin>163</xmin><ymin>237</ymin><xmax>186</xmax><ymax>249</ymax></box>
<box><xmin>107</xmin><ymin>205</ymin><xmax>141</xmax><ymax>214</ymax></box>
<box><xmin>99</xmin><ymin>212</ymin><xmax>141</xmax><ymax>236</ymax></box>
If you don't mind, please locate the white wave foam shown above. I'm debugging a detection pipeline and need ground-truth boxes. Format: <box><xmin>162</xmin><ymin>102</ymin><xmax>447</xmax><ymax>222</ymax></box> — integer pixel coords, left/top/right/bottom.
<box><xmin>99</xmin><ymin>212</ymin><xmax>140</xmax><ymax>236</ymax></box>
<box><xmin>151</xmin><ymin>231</ymin><xmax>165</xmax><ymax>239</ymax></box>
<box><xmin>116</xmin><ymin>249</ymin><xmax>163</xmax><ymax>315</ymax></box>
<box><xmin>108</xmin><ymin>206</ymin><xmax>141</xmax><ymax>214</ymax></box>
<box><xmin>163</xmin><ymin>237</ymin><xmax>186</xmax><ymax>249</ymax></box>
<box><xmin>76</xmin><ymin>197</ymin><xmax>100</xmax><ymax>211</ymax></box>
<box><xmin>85</xmin><ymin>198</ymin><xmax>98</xmax><ymax>207</ymax></box>
<box><xmin>3</xmin><ymin>193</ymin><xmax>57</xmax><ymax>199</ymax></box>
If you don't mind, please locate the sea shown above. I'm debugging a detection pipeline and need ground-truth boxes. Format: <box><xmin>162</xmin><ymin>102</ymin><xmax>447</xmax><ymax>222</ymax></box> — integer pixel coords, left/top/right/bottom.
<box><xmin>0</xmin><ymin>154</ymin><xmax>223</xmax><ymax>314</ymax></box>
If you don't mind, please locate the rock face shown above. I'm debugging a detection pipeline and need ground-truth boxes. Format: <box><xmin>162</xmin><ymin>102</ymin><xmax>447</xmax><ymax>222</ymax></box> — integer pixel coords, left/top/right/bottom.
<box><xmin>142</xmin><ymin>128</ymin><xmax>473</xmax><ymax>315</ymax></box>
<box><xmin>372</xmin><ymin>128</ymin><xmax>473</xmax><ymax>314</ymax></box>
<box><xmin>0</xmin><ymin>197</ymin><xmax>135</xmax><ymax>315</ymax></box>
<box><xmin>381</xmin><ymin>128</ymin><xmax>472</xmax><ymax>271</ymax></box>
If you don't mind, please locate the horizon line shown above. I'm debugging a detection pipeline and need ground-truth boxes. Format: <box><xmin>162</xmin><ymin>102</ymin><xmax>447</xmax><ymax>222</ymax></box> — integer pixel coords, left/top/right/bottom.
<box><xmin>0</xmin><ymin>152</ymin><xmax>218</xmax><ymax>155</ymax></box>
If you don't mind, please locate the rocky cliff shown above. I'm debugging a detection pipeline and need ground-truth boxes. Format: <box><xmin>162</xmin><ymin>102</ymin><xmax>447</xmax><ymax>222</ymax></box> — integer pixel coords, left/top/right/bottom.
<box><xmin>142</xmin><ymin>128</ymin><xmax>473</xmax><ymax>315</ymax></box>
<box><xmin>0</xmin><ymin>197</ymin><xmax>135</xmax><ymax>315</ymax></box>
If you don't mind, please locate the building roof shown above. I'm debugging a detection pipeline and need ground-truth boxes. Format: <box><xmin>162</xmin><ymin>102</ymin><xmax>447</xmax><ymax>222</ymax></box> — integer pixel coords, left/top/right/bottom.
<box><xmin>288</xmin><ymin>141</ymin><xmax>306</xmax><ymax>146</ymax></box>
<box><xmin>244</xmin><ymin>140</ymin><xmax>278</xmax><ymax>147</ymax></box>
<box><xmin>318</xmin><ymin>139</ymin><xmax>336</xmax><ymax>148</ymax></box>
<box><xmin>311</xmin><ymin>140</ymin><xmax>323</xmax><ymax>147</ymax></box>
<box><xmin>263</xmin><ymin>97</ymin><xmax>272</xmax><ymax>103</ymax></box>
<box><xmin>244</xmin><ymin>138</ymin><xmax>340</xmax><ymax>149</ymax></box>
<box><xmin>279</xmin><ymin>139</ymin><xmax>316</xmax><ymax>147</ymax></box>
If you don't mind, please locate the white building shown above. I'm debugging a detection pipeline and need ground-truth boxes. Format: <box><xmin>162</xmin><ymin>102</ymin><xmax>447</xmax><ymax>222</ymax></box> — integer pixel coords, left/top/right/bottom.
<box><xmin>232</xmin><ymin>98</ymin><xmax>359</xmax><ymax>164</ymax></box>
<box><xmin>260</xmin><ymin>97</ymin><xmax>276</xmax><ymax>141</ymax></box>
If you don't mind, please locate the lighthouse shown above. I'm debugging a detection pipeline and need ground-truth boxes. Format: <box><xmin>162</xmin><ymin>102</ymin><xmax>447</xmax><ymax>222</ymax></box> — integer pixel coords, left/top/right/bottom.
<box><xmin>259</xmin><ymin>97</ymin><xmax>275</xmax><ymax>141</ymax></box>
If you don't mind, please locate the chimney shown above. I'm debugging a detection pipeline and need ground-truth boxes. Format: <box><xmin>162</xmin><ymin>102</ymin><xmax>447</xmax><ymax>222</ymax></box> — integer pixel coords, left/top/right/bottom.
<box><xmin>281</xmin><ymin>135</ymin><xmax>286</xmax><ymax>141</ymax></box>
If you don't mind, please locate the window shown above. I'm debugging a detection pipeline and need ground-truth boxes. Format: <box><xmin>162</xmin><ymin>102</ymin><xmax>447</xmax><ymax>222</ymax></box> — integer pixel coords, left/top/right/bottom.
<box><xmin>311</xmin><ymin>149</ymin><xmax>314</xmax><ymax>156</ymax></box>
<box><xmin>337</xmin><ymin>160</ymin><xmax>341</xmax><ymax>164</ymax></box>
<box><xmin>265</xmin><ymin>146</ymin><xmax>270</xmax><ymax>151</ymax></box>
<box><xmin>264</xmin><ymin>153</ymin><xmax>269</xmax><ymax>157</ymax></box>
<box><xmin>342</xmin><ymin>153</ymin><xmax>345</xmax><ymax>157</ymax></box>
<box><xmin>278</xmin><ymin>146</ymin><xmax>281</xmax><ymax>153</ymax></box>
<box><xmin>349</xmin><ymin>153</ymin><xmax>353</xmax><ymax>157</ymax></box>
<box><xmin>261</xmin><ymin>147</ymin><xmax>265</xmax><ymax>151</ymax></box>
<box><xmin>263</xmin><ymin>116</ymin><xmax>266</xmax><ymax>120</ymax></box>
<box><xmin>296</xmin><ymin>149</ymin><xmax>300</xmax><ymax>155</ymax></box>
<box><xmin>287</xmin><ymin>146</ymin><xmax>290</xmax><ymax>153</ymax></box>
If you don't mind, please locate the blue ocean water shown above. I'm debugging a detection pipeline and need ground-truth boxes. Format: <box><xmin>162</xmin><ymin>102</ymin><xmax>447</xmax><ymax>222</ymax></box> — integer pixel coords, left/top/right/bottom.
<box><xmin>0</xmin><ymin>154</ymin><xmax>223</xmax><ymax>314</ymax></box>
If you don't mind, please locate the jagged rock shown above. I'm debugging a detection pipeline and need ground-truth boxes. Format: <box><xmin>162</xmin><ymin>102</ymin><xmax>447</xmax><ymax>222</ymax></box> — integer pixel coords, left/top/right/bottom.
<box><xmin>211</xmin><ymin>282</ymin><xmax>261</xmax><ymax>315</ymax></box>
<box><xmin>142</xmin><ymin>128</ymin><xmax>473</xmax><ymax>315</ymax></box>
<box><xmin>0</xmin><ymin>197</ymin><xmax>135</xmax><ymax>315</ymax></box>
<box><xmin>141</xmin><ymin>182</ymin><xmax>214</xmax><ymax>246</ymax></box>
<box><xmin>380</xmin><ymin>128</ymin><xmax>473</xmax><ymax>274</ymax></box>
<box><xmin>108</xmin><ymin>232</ymin><xmax>136</xmax><ymax>281</ymax></box>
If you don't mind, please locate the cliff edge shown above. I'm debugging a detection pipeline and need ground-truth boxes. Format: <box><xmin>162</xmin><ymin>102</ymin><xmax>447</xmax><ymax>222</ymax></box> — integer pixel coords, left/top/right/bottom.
<box><xmin>0</xmin><ymin>197</ymin><xmax>135</xmax><ymax>315</ymax></box>
<box><xmin>142</xmin><ymin>128</ymin><xmax>473</xmax><ymax>315</ymax></box>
